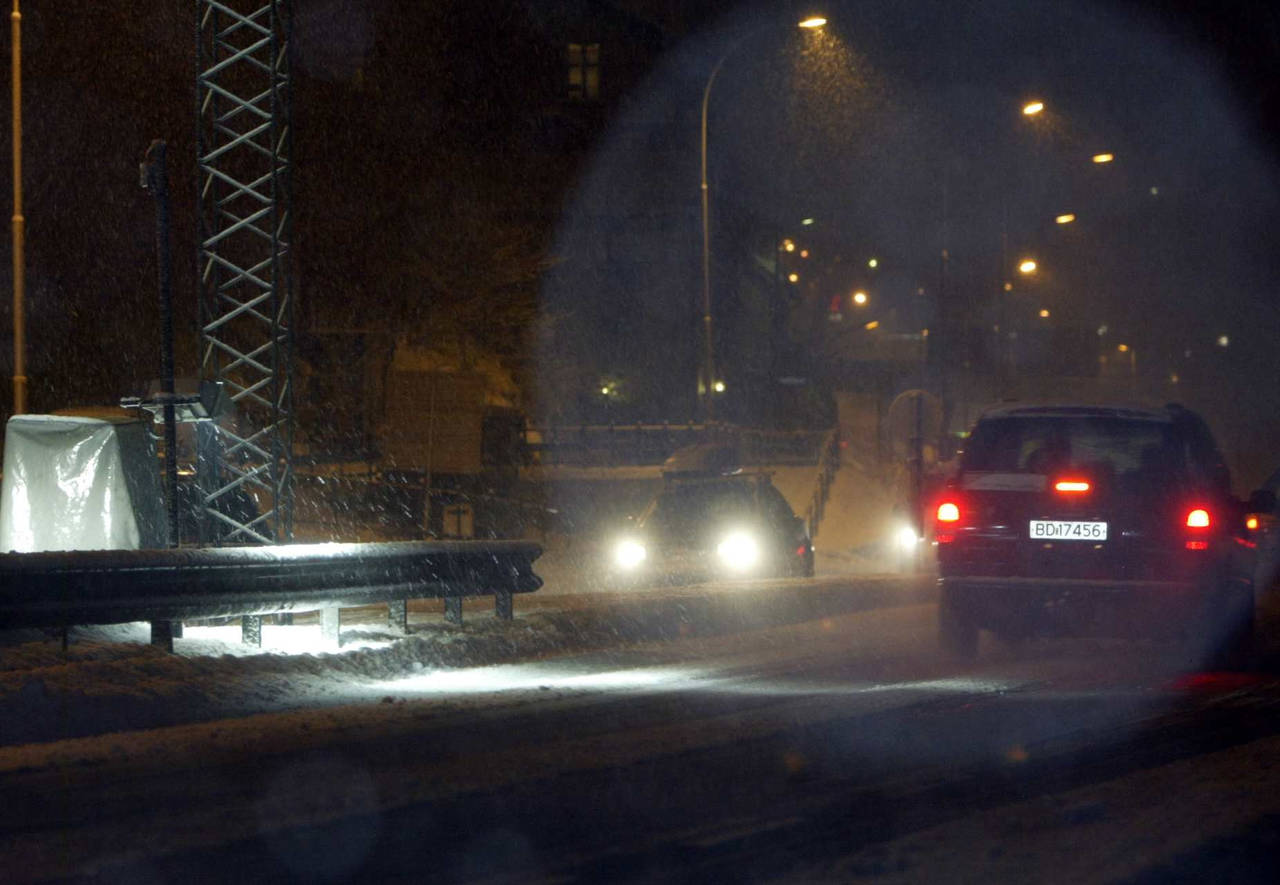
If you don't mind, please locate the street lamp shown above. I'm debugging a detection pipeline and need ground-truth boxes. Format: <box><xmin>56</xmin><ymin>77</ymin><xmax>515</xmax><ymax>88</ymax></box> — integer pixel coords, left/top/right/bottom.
<box><xmin>10</xmin><ymin>0</ymin><xmax>23</xmax><ymax>414</ymax></box>
<box><xmin>700</xmin><ymin>15</ymin><xmax>826</xmax><ymax>421</ymax></box>
<box><xmin>1018</xmin><ymin>258</ymin><xmax>1038</xmax><ymax>274</ymax></box>
<box><xmin>1022</xmin><ymin>100</ymin><xmax>1045</xmax><ymax>116</ymax></box>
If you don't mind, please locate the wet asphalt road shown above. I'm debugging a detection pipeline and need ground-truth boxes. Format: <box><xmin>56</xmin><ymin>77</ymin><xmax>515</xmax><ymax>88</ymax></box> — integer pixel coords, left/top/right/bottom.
<box><xmin>7</xmin><ymin>585</ymin><xmax>1280</xmax><ymax>884</ymax></box>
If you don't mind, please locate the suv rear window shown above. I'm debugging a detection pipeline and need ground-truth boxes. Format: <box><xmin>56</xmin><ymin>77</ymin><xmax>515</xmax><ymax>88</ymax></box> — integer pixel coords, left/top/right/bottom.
<box><xmin>962</xmin><ymin>416</ymin><xmax>1189</xmax><ymax>489</ymax></box>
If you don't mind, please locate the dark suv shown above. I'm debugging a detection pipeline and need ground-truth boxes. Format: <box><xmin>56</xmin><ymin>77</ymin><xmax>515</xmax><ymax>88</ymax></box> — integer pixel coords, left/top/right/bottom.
<box><xmin>934</xmin><ymin>403</ymin><xmax>1254</xmax><ymax>666</ymax></box>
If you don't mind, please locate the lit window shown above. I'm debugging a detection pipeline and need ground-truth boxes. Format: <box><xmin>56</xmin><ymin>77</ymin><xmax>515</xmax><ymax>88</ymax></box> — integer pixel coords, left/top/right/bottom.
<box><xmin>567</xmin><ymin>43</ymin><xmax>600</xmax><ymax>101</ymax></box>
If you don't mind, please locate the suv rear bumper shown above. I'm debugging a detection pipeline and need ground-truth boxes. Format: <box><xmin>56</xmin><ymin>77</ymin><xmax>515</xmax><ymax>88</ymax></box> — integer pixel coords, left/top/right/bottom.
<box><xmin>939</xmin><ymin>575</ymin><xmax>1237</xmax><ymax>636</ymax></box>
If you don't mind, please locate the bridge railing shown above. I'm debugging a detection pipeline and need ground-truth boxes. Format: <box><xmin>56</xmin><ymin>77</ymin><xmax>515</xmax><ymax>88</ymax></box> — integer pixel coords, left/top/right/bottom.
<box><xmin>525</xmin><ymin>424</ymin><xmax>829</xmax><ymax>468</ymax></box>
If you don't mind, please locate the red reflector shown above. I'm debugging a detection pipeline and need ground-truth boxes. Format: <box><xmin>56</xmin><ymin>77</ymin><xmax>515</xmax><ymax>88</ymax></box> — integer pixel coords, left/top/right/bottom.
<box><xmin>936</xmin><ymin>533</ymin><xmax>955</xmax><ymax>544</ymax></box>
<box><xmin>1054</xmin><ymin>479</ymin><xmax>1090</xmax><ymax>493</ymax></box>
<box><xmin>1185</xmin><ymin>540</ymin><xmax>1209</xmax><ymax>550</ymax></box>
<box><xmin>1186</xmin><ymin>508</ymin><xmax>1211</xmax><ymax>528</ymax></box>
<box><xmin>937</xmin><ymin>502</ymin><xmax>960</xmax><ymax>523</ymax></box>
<box><xmin>795</xmin><ymin>545</ymin><xmax>808</xmax><ymax>557</ymax></box>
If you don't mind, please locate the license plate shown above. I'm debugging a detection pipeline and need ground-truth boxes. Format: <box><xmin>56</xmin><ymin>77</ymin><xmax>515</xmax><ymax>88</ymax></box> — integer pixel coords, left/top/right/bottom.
<box><xmin>1028</xmin><ymin>520</ymin><xmax>1108</xmax><ymax>541</ymax></box>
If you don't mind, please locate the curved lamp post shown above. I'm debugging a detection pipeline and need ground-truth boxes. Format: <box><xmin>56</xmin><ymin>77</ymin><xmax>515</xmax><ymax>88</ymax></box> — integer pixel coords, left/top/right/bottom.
<box><xmin>699</xmin><ymin>15</ymin><xmax>826</xmax><ymax>422</ymax></box>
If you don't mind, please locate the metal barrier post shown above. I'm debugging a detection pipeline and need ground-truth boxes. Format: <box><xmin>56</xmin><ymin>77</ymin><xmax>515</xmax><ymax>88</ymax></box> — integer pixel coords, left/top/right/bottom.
<box><xmin>242</xmin><ymin>615</ymin><xmax>262</xmax><ymax>647</ymax></box>
<box><xmin>444</xmin><ymin>596</ymin><xmax>463</xmax><ymax>625</ymax></box>
<box><xmin>150</xmin><ymin>620</ymin><xmax>175</xmax><ymax>652</ymax></box>
<box><xmin>495</xmin><ymin>590</ymin><xmax>513</xmax><ymax>621</ymax></box>
<box><xmin>320</xmin><ymin>607</ymin><xmax>340</xmax><ymax>643</ymax></box>
<box><xmin>388</xmin><ymin>599</ymin><xmax>408</xmax><ymax>634</ymax></box>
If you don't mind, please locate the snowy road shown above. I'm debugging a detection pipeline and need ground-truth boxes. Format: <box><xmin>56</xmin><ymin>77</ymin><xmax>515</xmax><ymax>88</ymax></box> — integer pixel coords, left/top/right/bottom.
<box><xmin>4</xmin><ymin>584</ymin><xmax>1280</xmax><ymax>882</ymax></box>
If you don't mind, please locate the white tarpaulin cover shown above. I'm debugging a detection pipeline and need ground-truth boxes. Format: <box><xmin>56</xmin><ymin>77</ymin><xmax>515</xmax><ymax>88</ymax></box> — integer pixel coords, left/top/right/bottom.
<box><xmin>0</xmin><ymin>415</ymin><xmax>164</xmax><ymax>552</ymax></box>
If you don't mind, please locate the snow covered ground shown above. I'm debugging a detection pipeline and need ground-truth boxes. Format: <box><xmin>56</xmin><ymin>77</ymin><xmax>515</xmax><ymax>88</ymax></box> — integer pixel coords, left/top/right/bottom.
<box><xmin>0</xmin><ymin>577</ymin><xmax>931</xmax><ymax>748</ymax></box>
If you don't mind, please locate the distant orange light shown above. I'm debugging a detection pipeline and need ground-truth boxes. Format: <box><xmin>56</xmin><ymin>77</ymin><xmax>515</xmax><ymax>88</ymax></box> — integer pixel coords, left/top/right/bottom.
<box><xmin>1092</xmin><ymin>153</ymin><xmax>1115</xmax><ymax>164</ymax></box>
<box><xmin>1054</xmin><ymin>480</ymin><xmax>1090</xmax><ymax>493</ymax></box>
<box><xmin>1246</xmin><ymin>516</ymin><xmax>1260</xmax><ymax>531</ymax></box>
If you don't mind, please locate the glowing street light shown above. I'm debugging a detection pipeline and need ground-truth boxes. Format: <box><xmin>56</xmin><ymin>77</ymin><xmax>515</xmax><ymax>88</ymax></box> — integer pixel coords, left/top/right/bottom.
<box><xmin>1217</xmin><ymin>335</ymin><xmax>1230</xmax><ymax>348</ymax></box>
<box><xmin>713</xmin><ymin>380</ymin><xmax>727</xmax><ymax>393</ymax></box>
<box><xmin>1039</xmin><ymin>309</ymin><xmax>1051</xmax><ymax>318</ymax></box>
<box><xmin>1022</xmin><ymin>100</ymin><xmax>1045</xmax><ymax>116</ymax></box>
<box><xmin>868</xmin><ymin>257</ymin><xmax>879</xmax><ymax>268</ymax></box>
<box><xmin>1092</xmin><ymin>153</ymin><xmax>1115</xmax><ymax>164</ymax></box>
<box><xmin>788</xmin><ymin>272</ymin><xmax>800</xmax><ymax>283</ymax></box>
<box><xmin>1055</xmin><ymin>213</ymin><xmax>1076</xmax><ymax>224</ymax></box>
<box><xmin>700</xmin><ymin>14</ymin><xmax>827</xmax><ymax>420</ymax></box>
<box><xmin>852</xmin><ymin>290</ymin><xmax>868</xmax><ymax>306</ymax></box>
<box><xmin>1018</xmin><ymin>259</ymin><xmax>1038</xmax><ymax>274</ymax></box>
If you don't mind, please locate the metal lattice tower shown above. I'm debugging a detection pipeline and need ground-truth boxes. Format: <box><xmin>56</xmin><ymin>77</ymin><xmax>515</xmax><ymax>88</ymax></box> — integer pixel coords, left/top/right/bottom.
<box><xmin>195</xmin><ymin>0</ymin><xmax>294</xmax><ymax>544</ymax></box>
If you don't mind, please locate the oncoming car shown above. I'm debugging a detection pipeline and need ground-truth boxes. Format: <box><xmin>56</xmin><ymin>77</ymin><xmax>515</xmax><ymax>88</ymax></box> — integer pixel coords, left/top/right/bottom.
<box><xmin>610</xmin><ymin>468</ymin><xmax>815</xmax><ymax>585</ymax></box>
<box><xmin>934</xmin><ymin>403</ymin><xmax>1255</xmax><ymax>667</ymax></box>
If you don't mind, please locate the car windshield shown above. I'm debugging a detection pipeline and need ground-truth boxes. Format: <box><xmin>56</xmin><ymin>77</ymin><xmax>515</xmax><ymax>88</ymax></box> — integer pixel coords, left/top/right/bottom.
<box><xmin>643</xmin><ymin>481</ymin><xmax>758</xmax><ymax>537</ymax></box>
<box><xmin>963</xmin><ymin>416</ymin><xmax>1188</xmax><ymax>489</ymax></box>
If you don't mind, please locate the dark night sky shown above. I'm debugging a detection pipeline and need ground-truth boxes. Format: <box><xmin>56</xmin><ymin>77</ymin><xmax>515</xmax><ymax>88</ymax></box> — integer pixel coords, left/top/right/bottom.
<box><xmin>2</xmin><ymin>0</ymin><xmax>1279</xmax><ymax>475</ymax></box>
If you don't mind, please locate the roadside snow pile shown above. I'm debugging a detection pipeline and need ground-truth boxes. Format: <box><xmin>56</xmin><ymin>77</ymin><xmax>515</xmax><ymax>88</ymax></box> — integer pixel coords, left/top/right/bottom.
<box><xmin>0</xmin><ymin>577</ymin><xmax>933</xmax><ymax>746</ymax></box>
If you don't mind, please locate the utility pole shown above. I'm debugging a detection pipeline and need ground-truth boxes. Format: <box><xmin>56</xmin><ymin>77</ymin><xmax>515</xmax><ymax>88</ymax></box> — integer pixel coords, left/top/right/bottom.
<box><xmin>10</xmin><ymin>0</ymin><xmax>23</xmax><ymax>415</ymax></box>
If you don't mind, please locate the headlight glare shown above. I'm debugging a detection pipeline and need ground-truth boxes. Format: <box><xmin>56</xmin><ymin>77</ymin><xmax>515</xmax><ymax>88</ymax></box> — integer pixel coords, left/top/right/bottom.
<box><xmin>614</xmin><ymin>539</ymin><xmax>647</xmax><ymax>570</ymax></box>
<box><xmin>894</xmin><ymin>524</ymin><xmax>920</xmax><ymax>552</ymax></box>
<box><xmin>716</xmin><ymin>531</ymin><xmax>760</xmax><ymax>570</ymax></box>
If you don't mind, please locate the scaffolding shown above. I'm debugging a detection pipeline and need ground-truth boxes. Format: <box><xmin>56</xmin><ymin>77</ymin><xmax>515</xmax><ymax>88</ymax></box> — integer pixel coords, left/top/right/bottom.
<box><xmin>195</xmin><ymin>0</ymin><xmax>294</xmax><ymax>544</ymax></box>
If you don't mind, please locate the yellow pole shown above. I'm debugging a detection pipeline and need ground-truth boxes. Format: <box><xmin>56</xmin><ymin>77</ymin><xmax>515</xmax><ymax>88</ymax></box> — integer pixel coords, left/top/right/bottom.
<box><xmin>10</xmin><ymin>0</ymin><xmax>23</xmax><ymax>414</ymax></box>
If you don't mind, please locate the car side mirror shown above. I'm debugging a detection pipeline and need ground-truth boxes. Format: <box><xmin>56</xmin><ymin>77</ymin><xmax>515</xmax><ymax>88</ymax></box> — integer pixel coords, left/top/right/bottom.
<box><xmin>1248</xmin><ymin>488</ymin><xmax>1277</xmax><ymax>514</ymax></box>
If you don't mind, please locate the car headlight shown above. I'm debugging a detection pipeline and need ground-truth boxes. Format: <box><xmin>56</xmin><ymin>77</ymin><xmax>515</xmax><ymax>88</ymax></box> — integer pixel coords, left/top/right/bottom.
<box><xmin>613</xmin><ymin>539</ymin><xmax>647</xmax><ymax>570</ymax></box>
<box><xmin>894</xmin><ymin>524</ymin><xmax>920</xmax><ymax>552</ymax></box>
<box><xmin>716</xmin><ymin>531</ymin><xmax>760</xmax><ymax>571</ymax></box>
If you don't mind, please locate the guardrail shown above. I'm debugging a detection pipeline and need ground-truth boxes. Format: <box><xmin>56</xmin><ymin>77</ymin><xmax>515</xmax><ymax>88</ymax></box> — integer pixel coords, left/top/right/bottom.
<box><xmin>0</xmin><ymin>540</ymin><xmax>541</xmax><ymax>648</ymax></box>
<box><xmin>803</xmin><ymin>428</ymin><xmax>842</xmax><ymax>539</ymax></box>
<box><xmin>525</xmin><ymin>424</ymin><xmax>828</xmax><ymax>468</ymax></box>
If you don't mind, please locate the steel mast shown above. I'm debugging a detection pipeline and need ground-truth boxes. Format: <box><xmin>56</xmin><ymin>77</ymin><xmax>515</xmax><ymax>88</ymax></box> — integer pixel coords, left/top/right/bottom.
<box><xmin>195</xmin><ymin>0</ymin><xmax>294</xmax><ymax>545</ymax></box>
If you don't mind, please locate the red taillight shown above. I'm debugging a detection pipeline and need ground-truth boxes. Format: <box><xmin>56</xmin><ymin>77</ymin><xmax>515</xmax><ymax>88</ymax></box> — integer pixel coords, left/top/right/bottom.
<box><xmin>1184</xmin><ymin>507</ymin><xmax>1212</xmax><ymax>551</ymax></box>
<box><xmin>937</xmin><ymin>501</ymin><xmax>960</xmax><ymax>523</ymax></box>
<box><xmin>1054</xmin><ymin>479</ymin><xmax>1090</xmax><ymax>494</ymax></box>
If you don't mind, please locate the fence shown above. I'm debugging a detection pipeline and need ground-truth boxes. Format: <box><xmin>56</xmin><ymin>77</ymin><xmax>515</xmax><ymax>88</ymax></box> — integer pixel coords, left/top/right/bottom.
<box><xmin>525</xmin><ymin>423</ymin><xmax>828</xmax><ymax>468</ymax></box>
